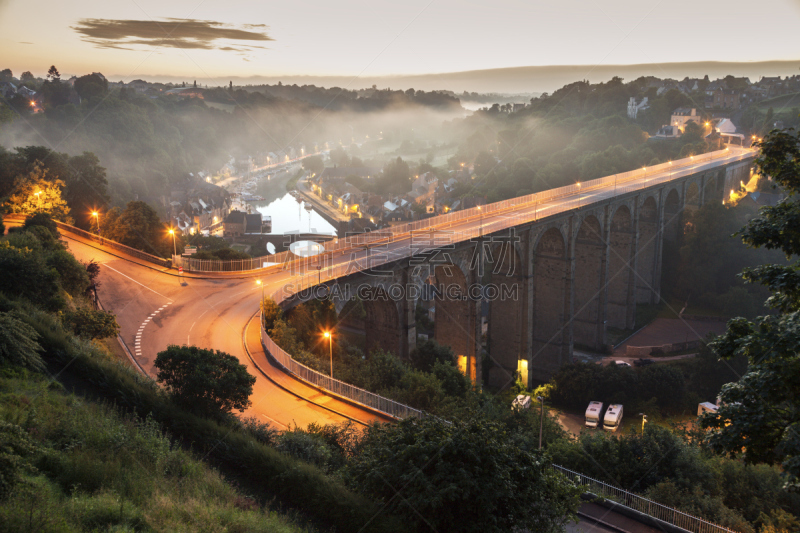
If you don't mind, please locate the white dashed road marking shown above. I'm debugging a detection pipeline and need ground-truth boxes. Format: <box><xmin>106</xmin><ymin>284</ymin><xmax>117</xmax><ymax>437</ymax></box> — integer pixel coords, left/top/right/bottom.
<box><xmin>134</xmin><ymin>303</ymin><xmax>171</xmax><ymax>360</ymax></box>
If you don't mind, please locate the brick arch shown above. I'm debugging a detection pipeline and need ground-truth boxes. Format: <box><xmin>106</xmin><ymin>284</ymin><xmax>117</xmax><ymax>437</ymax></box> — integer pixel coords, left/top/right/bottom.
<box><xmin>636</xmin><ymin>196</ymin><xmax>659</xmax><ymax>304</ymax></box>
<box><xmin>573</xmin><ymin>215</ymin><xmax>605</xmax><ymax>351</ymax></box>
<box><xmin>432</xmin><ymin>262</ymin><xmax>477</xmax><ymax>381</ymax></box>
<box><xmin>533</xmin><ymin>223</ymin><xmax>568</xmax><ymax>252</ymax></box>
<box><xmin>487</xmin><ymin>240</ymin><xmax>526</xmax><ymax>388</ymax></box>
<box><xmin>531</xmin><ymin>227</ymin><xmax>569</xmax><ymax>381</ymax></box>
<box><xmin>607</xmin><ymin>205</ymin><xmax>634</xmax><ymax>330</ymax></box>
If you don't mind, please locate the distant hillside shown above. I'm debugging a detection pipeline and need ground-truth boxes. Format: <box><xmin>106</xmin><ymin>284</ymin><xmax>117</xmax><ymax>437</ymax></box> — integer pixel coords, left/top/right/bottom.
<box><xmin>123</xmin><ymin>60</ymin><xmax>800</xmax><ymax>95</ymax></box>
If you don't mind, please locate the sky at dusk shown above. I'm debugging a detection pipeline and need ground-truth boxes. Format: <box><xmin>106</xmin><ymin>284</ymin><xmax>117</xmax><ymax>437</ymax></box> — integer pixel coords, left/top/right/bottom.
<box><xmin>2</xmin><ymin>0</ymin><xmax>800</xmax><ymax>87</ymax></box>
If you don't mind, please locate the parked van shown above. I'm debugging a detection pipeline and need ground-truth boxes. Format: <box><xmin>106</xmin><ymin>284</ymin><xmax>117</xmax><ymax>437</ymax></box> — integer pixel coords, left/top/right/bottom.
<box><xmin>697</xmin><ymin>402</ymin><xmax>718</xmax><ymax>417</ymax></box>
<box><xmin>603</xmin><ymin>404</ymin><xmax>624</xmax><ymax>432</ymax></box>
<box><xmin>585</xmin><ymin>401</ymin><xmax>604</xmax><ymax>428</ymax></box>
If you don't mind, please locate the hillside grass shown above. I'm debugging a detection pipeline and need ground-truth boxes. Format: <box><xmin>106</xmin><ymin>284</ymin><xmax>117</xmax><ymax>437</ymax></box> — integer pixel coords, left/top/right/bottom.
<box><xmin>0</xmin><ymin>366</ymin><xmax>308</xmax><ymax>533</ymax></box>
<box><xmin>5</xmin><ymin>299</ymin><xmax>403</xmax><ymax>533</ymax></box>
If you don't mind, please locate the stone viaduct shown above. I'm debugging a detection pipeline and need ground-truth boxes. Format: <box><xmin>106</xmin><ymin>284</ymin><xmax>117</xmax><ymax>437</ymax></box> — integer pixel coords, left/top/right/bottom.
<box><xmin>290</xmin><ymin>155</ymin><xmax>754</xmax><ymax>389</ymax></box>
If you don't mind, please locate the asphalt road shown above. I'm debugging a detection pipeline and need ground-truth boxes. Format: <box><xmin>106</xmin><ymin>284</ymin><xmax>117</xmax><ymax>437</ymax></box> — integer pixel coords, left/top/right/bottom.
<box><xmin>61</xmin><ymin>233</ymin><xmax>391</xmax><ymax>429</ymax></box>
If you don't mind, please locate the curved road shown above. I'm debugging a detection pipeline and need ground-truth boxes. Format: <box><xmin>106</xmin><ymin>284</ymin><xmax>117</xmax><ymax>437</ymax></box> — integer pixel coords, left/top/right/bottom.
<box><xmin>60</xmin><ymin>232</ymin><xmax>391</xmax><ymax>429</ymax></box>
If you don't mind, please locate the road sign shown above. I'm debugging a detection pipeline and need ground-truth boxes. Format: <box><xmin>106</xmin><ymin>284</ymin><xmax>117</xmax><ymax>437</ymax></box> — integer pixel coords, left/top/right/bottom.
<box><xmin>178</xmin><ymin>266</ymin><xmax>183</xmax><ymax>273</ymax></box>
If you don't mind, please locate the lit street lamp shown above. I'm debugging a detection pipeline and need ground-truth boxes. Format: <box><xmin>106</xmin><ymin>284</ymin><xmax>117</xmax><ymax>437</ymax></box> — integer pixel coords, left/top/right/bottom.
<box><xmin>168</xmin><ymin>228</ymin><xmax>177</xmax><ymax>256</ymax></box>
<box><xmin>34</xmin><ymin>191</ymin><xmax>41</xmax><ymax>210</ymax></box>
<box><xmin>639</xmin><ymin>412</ymin><xmax>648</xmax><ymax>434</ymax></box>
<box><xmin>256</xmin><ymin>279</ymin><xmax>264</xmax><ymax>301</ymax></box>
<box><xmin>91</xmin><ymin>211</ymin><xmax>100</xmax><ymax>234</ymax></box>
<box><xmin>323</xmin><ymin>331</ymin><xmax>333</xmax><ymax>377</ymax></box>
<box><xmin>537</xmin><ymin>396</ymin><xmax>545</xmax><ymax>450</ymax></box>
<box><xmin>477</xmin><ymin>205</ymin><xmax>483</xmax><ymax>237</ymax></box>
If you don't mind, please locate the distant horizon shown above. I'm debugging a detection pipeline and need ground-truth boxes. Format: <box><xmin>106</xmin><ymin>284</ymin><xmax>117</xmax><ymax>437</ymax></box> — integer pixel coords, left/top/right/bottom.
<box><xmin>64</xmin><ymin>59</ymin><xmax>800</xmax><ymax>95</ymax></box>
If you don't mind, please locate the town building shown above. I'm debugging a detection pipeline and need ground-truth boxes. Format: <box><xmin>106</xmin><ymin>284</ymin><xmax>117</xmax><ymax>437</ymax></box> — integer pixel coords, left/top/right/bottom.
<box><xmin>627</xmin><ymin>97</ymin><xmax>649</xmax><ymax>119</ymax></box>
<box><xmin>670</xmin><ymin>108</ymin><xmax>702</xmax><ymax>133</ymax></box>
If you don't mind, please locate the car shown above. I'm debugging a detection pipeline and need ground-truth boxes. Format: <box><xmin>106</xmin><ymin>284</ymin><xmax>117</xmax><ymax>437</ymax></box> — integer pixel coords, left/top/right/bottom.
<box><xmin>614</xmin><ymin>360</ymin><xmax>632</xmax><ymax>367</ymax></box>
<box><xmin>633</xmin><ymin>358</ymin><xmax>655</xmax><ymax>367</ymax></box>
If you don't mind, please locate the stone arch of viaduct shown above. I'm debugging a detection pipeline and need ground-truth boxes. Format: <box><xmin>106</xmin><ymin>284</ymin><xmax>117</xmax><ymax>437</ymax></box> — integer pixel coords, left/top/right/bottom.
<box><xmin>287</xmin><ymin>158</ymin><xmax>753</xmax><ymax>388</ymax></box>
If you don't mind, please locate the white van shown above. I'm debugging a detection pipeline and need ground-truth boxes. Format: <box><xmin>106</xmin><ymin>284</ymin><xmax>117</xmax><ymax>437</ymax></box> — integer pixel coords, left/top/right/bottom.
<box><xmin>697</xmin><ymin>402</ymin><xmax>718</xmax><ymax>417</ymax></box>
<box><xmin>603</xmin><ymin>404</ymin><xmax>624</xmax><ymax>432</ymax></box>
<box><xmin>585</xmin><ymin>401</ymin><xmax>604</xmax><ymax>428</ymax></box>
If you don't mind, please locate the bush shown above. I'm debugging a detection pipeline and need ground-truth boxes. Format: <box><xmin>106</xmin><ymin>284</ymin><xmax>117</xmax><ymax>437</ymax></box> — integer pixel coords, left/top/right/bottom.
<box><xmin>410</xmin><ymin>339</ymin><xmax>454</xmax><ymax>372</ymax></box>
<box><xmin>154</xmin><ymin>345</ymin><xmax>256</xmax><ymax>418</ymax></box>
<box><xmin>345</xmin><ymin>414</ymin><xmax>582</xmax><ymax>533</ymax></box>
<box><xmin>62</xmin><ymin>307</ymin><xmax>119</xmax><ymax>339</ymax></box>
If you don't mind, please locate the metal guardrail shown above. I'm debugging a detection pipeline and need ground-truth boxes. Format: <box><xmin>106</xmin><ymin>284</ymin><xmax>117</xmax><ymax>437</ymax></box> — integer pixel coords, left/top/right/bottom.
<box><xmin>260</xmin><ymin>312</ymin><xmax>425</xmax><ymax>420</ymax></box>
<box><xmin>181</xmin><ymin>147</ymin><xmax>755</xmax><ymax>273</ymax></box>
<box><xmin>4</xmin><ymin>214</ymin><xmax>171</xmax><ymax>267</ymax></box>
<box><xmin>551</xmin><ymin>464</ymin><xmax>738</xmax><ymax>533</ymax></box>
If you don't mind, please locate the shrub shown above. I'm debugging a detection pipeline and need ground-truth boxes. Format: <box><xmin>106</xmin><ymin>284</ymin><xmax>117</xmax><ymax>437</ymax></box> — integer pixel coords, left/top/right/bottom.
<box><xmin>154</xmin><ymin>345</ymin><xmax>256</xmax><ymax>418</ymax></box>
<box><xmin>345</xmin><ymin>414</ymin><xmax>582</xmax><ymax>533</ymax></box>
<box><xmin>62</xmin><ymin>307</ymin><xmax>119</xmax><ymax>339</ymax></box>
<box><xmin>0</xmin><ymin>312</ymin><xmax>43</xmax><ymax>370</ymax></box>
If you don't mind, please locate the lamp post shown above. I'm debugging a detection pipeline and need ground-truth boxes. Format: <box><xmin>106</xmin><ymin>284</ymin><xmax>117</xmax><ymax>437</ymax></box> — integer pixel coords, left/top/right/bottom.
<box><xmin>34</xmin><ymin>191</ymin><xmax>41</xmax><ymax>210</ymax></box>
<box><xmin>168</xmin><ymin>228</ymin><xmax>177</xmax><ymax>256</ymax></box>
<box><xmin>477</xmin><ymin>205</ymin><xmax>483</xmax><ymax>237</ymax></box>
<box><xmin>577</xmin><ymin>182</ymin><xmax>582</xmax><ymax>208</ymax></box>
<box><xmin>317</xmin><ymin>265</ymin><xmax>322</xmax><ymax>285</ymax></box>
<box><xmin>537</xmin><ymin>396</ymin><xmax>545</xmax><ymax>450</ymax></box>
<box><xmin>91</xmin><ymin>211</ymin><xmax>100</xmax><ymax>234</ymax></box>
<box><xmin>639</xmin><ymin>413</ymin><xmax>648</xmax><ymax>434</ymax></box>
<box><xmin>324</xmin><ymin>331</ymin><xmax>333</xmax><ymax>377</ymax></box>
<box><xmin>256</xmin><ymin>279</ymin><xmax>264</xmax><ymax>302</ymax></box>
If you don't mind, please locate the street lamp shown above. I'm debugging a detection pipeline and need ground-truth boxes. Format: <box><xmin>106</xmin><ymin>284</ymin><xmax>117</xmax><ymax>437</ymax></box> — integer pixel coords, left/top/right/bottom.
<box><xmin>323</xmin><ymin>331</ymin><xmax>333</xmax><ymax>377</ymax></box>
<box><xmin>168</xmin><ymin>228</ymin><xmax>177</xmax><ymax>256</ymax></box>
<box><xmin>639</xmin><ymin>413</ymin><xmax>648</xmax><ymax>434</ymax></box>
<box><xmin>537</xmin><ymin>396</ymin><xmax>545</xmax><ymax>450</ymax></box>
<box><xmin>91</xmin><ymin>211</ymin><xmax>100</xmax><ymax>234</ymax></box>
<box><xmin>256</xmin><ymin>279</ymin><xmax>264</xmax><ymax>302</ymax></box>
<box><xmin>577</xmin><ymin>182</ymin><xmax>582</xmax><ymax>208</ymax></box>
<box><xmin>34</xmin><ymin>191</ymin><xmax>41</xmax><ymax>210</ymax></box>
<box><xmin>477</xmin><ymin>205</ymin><xmax>483</xmax><ymax>237</ymax></box>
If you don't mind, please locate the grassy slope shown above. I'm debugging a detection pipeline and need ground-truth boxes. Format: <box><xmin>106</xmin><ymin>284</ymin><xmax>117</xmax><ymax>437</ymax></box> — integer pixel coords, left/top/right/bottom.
<box><xmin>0</xmin><ymin>366</ymin><xmax>308</xmax><ymax>533</ymax></box>
<box><xmin>8</xmin><ymin>303</ymin><xmax>402</xmax><ymax>533</ymax></box>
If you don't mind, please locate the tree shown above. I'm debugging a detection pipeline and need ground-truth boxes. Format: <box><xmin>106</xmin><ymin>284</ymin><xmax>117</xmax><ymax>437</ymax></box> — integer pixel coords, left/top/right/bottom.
<box><xmin>73</xmin><ymin>73</ymin><xmax>108</xmax><ymax>100</ymax></box>
<box><xmin>702</xmin><ymin>128</ymin><xmax>800</xmax><ymax>490</ymax></box>
<box><xmin>0</xmin><ymin>312</ymin><xmax>43</xmax><ymax>370</ymax></box>
<box><xmin>19</xmin><ymin>71</ymin><xmax>34</xmax><ymax>82</ymax></box>
<box><xmin>410</xmin><ymin>339</ymin><xmax>454</xmax><ymax>372</ymax></box>
<box><xmin>63</xmin><ymin>308</ymin><xmax>119</xmax><ymax>340</ymax></box>
<box><xmin>0</xmin><ymin>69</ymin><xmax>12</xmax><ymax>82</ymax></box>
<box><xmin>301</xmin><ymin>154</ymin><xmax>324</xmax><ymax>176</ymax></box>
<box><xmin>102</xmin><ymin>200</ymin><xmax>172</xmax><ymax>257</ymax></box>
<box><xmin>64</xmin><ymin>152</ymin><xmax>110</xmax><ymax>229</ymax></box>
<box><xmin>46</xmin><ymin>66</ymin><xmax>60</xmax><ymax>81</ymax></box>
<box><xmin>0</xmin><ymin>239</ymin><xmax>64</xmax><ymax>311</ymax></box>
<box><xmin>154</xmin><ymin>345</ymin><xmax>256</xmax><ymax>418</ymax></box>
<box><xmin>5</xmin><ymin>162</ymin><xmax>71</xmax><ymax>222</ymax></box>
<box><xmin>345</xmin><ymin>415</ymin><xmax>581</xmax><ymax>533</ymax></box>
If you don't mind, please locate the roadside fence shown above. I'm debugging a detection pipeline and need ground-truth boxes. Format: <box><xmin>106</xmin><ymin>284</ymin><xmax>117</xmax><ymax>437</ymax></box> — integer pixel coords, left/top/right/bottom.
<box><xmin>551</xmin><ymin>464</ymin><xmax>738</xmax><ymax>533</ymax></box>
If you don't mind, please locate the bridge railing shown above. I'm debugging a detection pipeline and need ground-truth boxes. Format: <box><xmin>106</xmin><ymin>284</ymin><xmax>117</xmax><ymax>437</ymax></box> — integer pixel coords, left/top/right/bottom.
<box><xmin>551</xmin><ymin>464</ymin><xmax>738</xmax><ymax>533</ymax></box>
<box><xmin>260</xmin><ymin>276</ymin><xmax>425</xmax><ymax>419</ymax></box>
<box><xmin>182</xmin><ymin>147</ymin><xmax>753</xmax><ymax>273</ymax></box>
<box><xmin>4</xmin><ymin>214</ymin><xmax>171</xmax><ymax>267</ymax></box>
